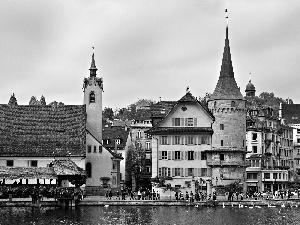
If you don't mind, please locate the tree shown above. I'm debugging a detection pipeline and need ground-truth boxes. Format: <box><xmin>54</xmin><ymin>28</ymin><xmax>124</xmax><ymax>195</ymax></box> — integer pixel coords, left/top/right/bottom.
<box><xmin>125</xmin><ymin>142</ymin><xmax>146</xmax><ymax>190</ymax></box>
<box><xmin>103</xmin><ymin>107</ymin><xmax>114</xmax><ymax>120</ymax></box>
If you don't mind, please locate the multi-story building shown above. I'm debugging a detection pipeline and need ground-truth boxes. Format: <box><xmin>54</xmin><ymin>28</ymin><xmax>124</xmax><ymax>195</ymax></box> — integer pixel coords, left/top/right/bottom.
<box><xmin>147</xmin><ymin>91</ymin><xmax>214</xmax><ymax>192</ymax></box>
<box><xmin>245</xmin><ymin>105</ymin><xmax>292</xmax><ymax>193</ymax></box>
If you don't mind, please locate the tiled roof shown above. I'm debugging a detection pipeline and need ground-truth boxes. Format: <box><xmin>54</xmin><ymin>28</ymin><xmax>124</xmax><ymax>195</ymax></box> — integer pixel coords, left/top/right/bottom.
<box><xmin>146</xmin><ymin>127</ymin><xmax>213</xmax><ymax>134</ymax></box>
<box><xmin>282</xmin><ymin>104</ymin><xmax>300</xmax><ymax>124</ymax></box>
<box><xmin>150</xmin><ymin>101</ymin><xmax>177</xmax><ymax>117</ymax></box>
<box><xmin>0</xmin><ymin>105</ymin><xmax>86</xmax><ymax>157</ymax></box>
<box><xmin>102</xmin><ymin>125</ymin><xmax>130</xmax><ymax>150</ymax></box>
<box><xmin>0</xmin><ymin>159</ymin><xmax>85</xmax><ymax>180</ymax></box>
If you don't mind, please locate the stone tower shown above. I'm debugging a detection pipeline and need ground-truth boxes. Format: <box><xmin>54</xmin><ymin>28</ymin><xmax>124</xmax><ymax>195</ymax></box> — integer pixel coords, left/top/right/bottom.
<box><xmin>206</xmin><ymin>21</ymin><xmax>247</xmax><ymax>188</ymax></box>
<box><xmin>83</xmin><ymin>52</ymin><xmax>103</xmax><ymax>141</ymax></box>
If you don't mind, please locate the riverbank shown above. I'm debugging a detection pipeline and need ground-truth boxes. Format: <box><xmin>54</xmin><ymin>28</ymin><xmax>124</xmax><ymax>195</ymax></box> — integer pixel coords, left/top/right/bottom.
<box><xmin>0</xmin><ymin>196</ymin><xmax>300</xmax><ymax>207</ymax></box>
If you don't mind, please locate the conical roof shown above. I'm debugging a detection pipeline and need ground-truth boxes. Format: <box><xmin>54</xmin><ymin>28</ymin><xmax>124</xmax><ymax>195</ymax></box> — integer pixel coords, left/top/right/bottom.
<box><xmin>210</xmin><ymin>26</ymin><xmax>243</xmax><ymax>100</ymax></box>
<box><xmin>245</xmin><ymin>80</ymin><xmax>256</xmax><ymax>92</ymax></box>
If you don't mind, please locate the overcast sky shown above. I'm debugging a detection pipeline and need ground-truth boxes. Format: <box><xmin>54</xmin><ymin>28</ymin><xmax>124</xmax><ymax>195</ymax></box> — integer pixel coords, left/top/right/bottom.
<box><xmin>0</xmin><ymin>0</ymin><xmax>299</xmax><ymax>109</ymax></box>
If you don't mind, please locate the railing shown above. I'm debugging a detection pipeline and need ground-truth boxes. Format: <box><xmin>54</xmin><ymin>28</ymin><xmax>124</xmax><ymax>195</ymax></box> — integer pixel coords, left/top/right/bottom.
<box><xmin>206</xmin><ymin>161</ymin><xmax>250</xmax><ymax>167</ymax></box>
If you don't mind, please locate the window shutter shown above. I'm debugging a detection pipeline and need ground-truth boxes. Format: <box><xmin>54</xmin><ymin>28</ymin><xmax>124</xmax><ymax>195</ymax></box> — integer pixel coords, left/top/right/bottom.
<box><xmin>172</xmin><ymin>136</ymin><xmax>174</xmax><ymax>145</ymax></box>
<box><xmin>185</xmin><ymin>118</ymin><xmax>188</xmax><ymax>126</ymax></box>
<box><xmin>194</xmin><ymin>168</ymin><xmax>198</xmax><ymax>177</ymax></box>
<box><xmin>172</xmin><ymin>118</ymin><xmax>175</xmax><ymax>126</ymax></box>
<box><xmin>172</xmin><ymin>151</ymin><xmax>175</xmax><ymax>160</ymax></box>
<box><xmin>180</xmin><ymin>118</ymin><xmax>184</xmax><ymax>126</ymax></box>
<box><xmin>172</xmin><ymin>168</ymin><xmax>175</xmax><ymax>177</ymax></box>
<box><xmin>193</xmin><ymin>136</ymin><xmax>197</xmax><ymax>145</ymax></box>
<box><xmin>194</xmin><ymin>118</ymin><xmax>197</xmax><ymax>126</ymax></box>
<box><xmin>198</xmin><ymin>152</ymin><xmax>201</xmax><ymax>160</ymax></box>
<box><xmin>181</xmin><ymin>136</ymin><xmax>185</xmax><ymax>145</ymax></box>
<box><xmin>167</xmin><ymin>136</ymin><xmax>171</xmax><ymax>145</ymax></box>
<box><xmin>181</xmin><ymin>151</ymin><xmax>184</xmax><ymax>160</ymax></box>
<box><xmin>198</xmin><ymin>136</ymin><xmax>201</xmax><ymax>145</ymax></box>
<box><xmin>185</xmin><ymin>151</ymin><xmax>188</xmax><ymax>160</ymax></box>
<box><xmin>168</xmin><ymin>151</ymin><xmax>171</xmax><ymax>160</ymax></box>
<box><xmin>198</xmin><ymin>168</ymin><xmax>201</xmax><ymax>177</ymax></box>
<box><xmin>159</xmin><ymin>168</ymin><xmax>162</xmax><ymax>177</ymax></box>
<box><xmin>185</xmin><ymin>136</ymin><xmax>187</xmax><ymax>145</ymax></box>
<box><xmin>180</xmin><ymin>168</ymin><xmax>184</xmax><ymax>177</ymax></box>
<box><xmin>159</xmin><ymin>136</ymin><xmax>162</xmax><ymax>145</ymax></box>
<box><xmin>193</xmin><ymin>151</ymin><xmax>196</xmax><ymax>160</ymax></box>
<box><xmin>185</xmin><ymin>168</ymin><xmax>188</xmax><ymax>177</ymax></box>
<box><xmin>159</xmin><ymin>151</ymin><xmax>162</xmax><ymax>160</ymax></box>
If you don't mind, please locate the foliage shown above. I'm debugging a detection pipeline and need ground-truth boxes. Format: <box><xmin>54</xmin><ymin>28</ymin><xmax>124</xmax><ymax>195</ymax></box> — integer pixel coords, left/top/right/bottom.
<box><xmin>245</xmin><ymin>92</ymin><xmax>292</xmax><ymax>116</ymax></box>
<box><xmin>103</xmin><ymin>107</ymin><xmax>114</xmax><ymax>120</ymax></box>
<box><xmin>216</xmin><ymin>181</ymin><xmax>243</xmax><ymax>193</ymax></box>
<box><xmin>125</xmin><ymin>142</ymin><xmax>146</xmax><ymax>185</ymax></box>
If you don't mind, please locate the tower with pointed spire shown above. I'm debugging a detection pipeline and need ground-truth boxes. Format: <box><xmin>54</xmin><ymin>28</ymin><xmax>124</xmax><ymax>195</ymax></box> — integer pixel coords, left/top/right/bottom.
<box><xmin>206</xmin><ymin>12</ymin><xmax>247</xmax><ymax>188</ymax></box>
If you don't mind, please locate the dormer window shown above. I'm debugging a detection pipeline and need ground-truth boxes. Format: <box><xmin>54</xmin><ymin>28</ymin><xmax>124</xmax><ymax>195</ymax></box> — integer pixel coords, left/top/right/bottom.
<box><xmin>89</xmin><ymin>91</ymin><xmax>95</xmax><ymax>103</ymax></box>
<box><xmin>115</xmin><ymin>139</ymin><xmax>121</xmax><ymax>145</ymax></box>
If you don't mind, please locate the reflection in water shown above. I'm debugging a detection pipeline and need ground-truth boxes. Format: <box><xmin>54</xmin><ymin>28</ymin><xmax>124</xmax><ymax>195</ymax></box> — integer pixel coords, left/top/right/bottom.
<box><xmin>0</xmin><ymin>205</ymin><xmax>299</xmax><ymax>225</ymax></box>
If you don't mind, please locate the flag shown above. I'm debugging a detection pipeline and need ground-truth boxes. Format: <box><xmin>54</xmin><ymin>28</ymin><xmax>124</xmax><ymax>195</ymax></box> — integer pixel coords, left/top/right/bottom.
<box><xmin>225</xmin><ymin>9</ymin><xmax>227</xmax><ymax>12</ymax></box>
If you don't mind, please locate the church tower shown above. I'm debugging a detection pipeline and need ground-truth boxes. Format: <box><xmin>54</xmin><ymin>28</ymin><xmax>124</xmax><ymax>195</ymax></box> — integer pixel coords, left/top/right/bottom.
<box><xmin>83</xmin><ymin>52</ymin><xmax>103</xmax><ymax>141</ymax></box>
<box><xmin>206</xmin><ymin>14</ymin><xmax>247</xmax><ymax>189</ymax></box>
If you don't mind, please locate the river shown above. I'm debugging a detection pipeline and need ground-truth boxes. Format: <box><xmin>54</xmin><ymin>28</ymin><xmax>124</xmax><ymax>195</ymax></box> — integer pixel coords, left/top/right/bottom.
<box><xmin>1</xmin><ymin>205</ymin><xmax>299</xmax><ymax>225</ymax></box>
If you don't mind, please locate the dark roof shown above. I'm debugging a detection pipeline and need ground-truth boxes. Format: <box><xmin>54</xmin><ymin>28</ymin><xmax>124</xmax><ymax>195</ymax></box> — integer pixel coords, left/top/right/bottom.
<box><xmin>147</xmin><ymin>127</ymin><xmax>213</xmax><ymax>134</ymax></box>
<box><xmin>150</xmin><ymin>101</ymin><xmax>177</xmax><ymax>118</ymax></box>
<box><xmin>282</xmin><ymin>104</ymin><xmax>300</xmax><ymax>124</ymax></box>
<box><xmin>102</xmin><ymin>125</ymin><xmax>129</xmax><ymax>150</ymax></box>
<box><xmin>210</xmin><ymin>26</ymin><xmax>243</xmax><ymax>100</ymax></box>
<box><xmin>0</xmin><ymin>159</ymin><xmax>85</xmax><ymax>180</ymax></box>
<box><xmin>245</xmin><ymin>80</ymin><xmax>255</xmax><ymax>92</ymax></box>
<box><xmin>0</xmin><ymin>105</ymin><xmax>86</xmax><ymax>157</ymax></box>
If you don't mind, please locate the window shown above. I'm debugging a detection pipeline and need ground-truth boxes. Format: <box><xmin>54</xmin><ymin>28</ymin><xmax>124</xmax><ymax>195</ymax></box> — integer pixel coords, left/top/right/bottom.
<box><xmin>86</xmin><ymin>162</ymin><xmax>92</xmax><ymax>178</ymax></box>
<box><xmin>201</xmin><ymin>152</ymin><xmax>207</xmax><ymax>160</ymax></box>
<box><xmin>137</xmin><ymin>130</ymin><xmax>142</xmax><ymax>138</ymax></box>
<box><xmin>214</xmin><ymin>101</ymin><xmax>217</xmax><ymax>108</ymax></box>
<box><xmin>174</xmin><ymin>136</ymin><xmax>180</xmax><ymax>145</ymax></box>
<box><xmin>220</xmin><ymin>124</ymin><xmax>224</xmax><ymax>130</ymax></box>
<box><xmin>188</xmin><ymin>151</ymin><xmax>194</xmax><ymax>160</ymax></box>
<box><xmin>175</xmin><ymin>168</ymin><xmax>181</xmax><ymax>176</ymax></box>
<box><xmin>264</xmin><ymin>173</ymin><xmax>270</xmax><ymax>179</ymax></box>
<box><xmin>187</xmin><ymin>136</ymin><xmax>194</xmax><ymax>145</ymax></box>
<box><xmin>87</xmin><ymin>145</ymin><xmax>92</xmax><ymax>153</ymax></box>
<box><xmin>174</xmin><ymin>118</ymin><xmax>180</xmax><ymax>126</ymax></box>
<box><xmin>94</xmin><ymin>146</ymin><xmax>97</xmax><ymax>153</ymax></box>
<box><xmin>175</xmin><ymin>151</ymin><xmax>181</xmax><ymax>160</ymax></box>
<box><xmin>297</xmin><ymin>129</ymin><xmax>300</xmax><ymax>134</ymax></box>
<box><xmin>273</xmin><ymin>173</ymin><xmax>277</xmax><ymax>179</ymax></box>
<box><xmin>188</xmin><ymin>168</ymin><xmax>194</xmax><ymax>177</ymax></box>
<box><xmin>221</xmin><ymin>140</ymin><xmax>223</xmax><ymax>146</ymax></box>
<box><xmin>6</xmin><ymin>160</ymin><xmax>13</xmax><ymax>167</ymax></box>
<box><xmin>252</xmin><ymin>133</ymin><xmax>257</xmax><ymax>141</ymax></box>
<box><xmin>99</xmin><ymin>146</ymin><xmax>102</xmax><ymax>153</ymax></box>
<box><xmin>30</xmin><ymin>160</ymin><xmax>38</xmax><ymax>167</ymax></box>
<box><xmin>89</xmin><ymin>92</ymin><xmax>95</xmax><ymax>103</ymax></box>
<box><xmin>162</xmin><ymin>151</ymin><xmax>167</xmax><ymax>160</ymax></box>
<box><xmin>112</xmin><ymin>163</ymin><xmax>115</xmax><ymax>170</ymax></box>
<box><xmin>220</xmin><ymin>154</ymin><xmax>224</xmax><ymax>161</ymax></box>
<box><xmin>146</xmin><ymin>142</ymin><xmax>151</xmax><ymax>150</ymax></box>
<box><xmin>162</xmin><ymin>136</ymin><xmax>168</xmax><ymax>145</ymax></box>
<box><xmin>253</xmin><ymin>146</ymin><xmax>257</xmax><ymax>153</ymax></box>
<box><xmin>231</xmin><ymin>101</ymin><xmax>235</xmax><ymax>107</ymax></box>
<box><xmin>146</xmin><ymin>166</ymin><xmax>151</xmax><ymax>174</ymax></box>
<box><xmin>115</xmin><ymin>139</ymin><xmax>121</xmax><ymax>145</ymax></box>
<box><xmin>200</xmin><ymin>135</ymin><xmax>210</xmax><ymax>144</ymax></box>
<box><xmin>187</xmin><ymin>118</ymin><xmax>193</xmax><ymax>126</ymax></box>
<box><xmin>161</xmin><ymin>167</ymin><xmax>170</xmax><ymax>177</ymax></box>
<box><xmin>201</xmin><ymin>168</ymin><xmax>207</xmax><ymax>177</ymax></box>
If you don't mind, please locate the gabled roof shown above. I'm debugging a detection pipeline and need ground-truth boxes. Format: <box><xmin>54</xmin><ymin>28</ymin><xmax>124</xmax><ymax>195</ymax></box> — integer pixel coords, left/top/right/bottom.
<box><xmin>282</xmin><ymin>104</ymin><xmax>300</xmax><ymax>125</ymax></box>
<box><xmin>0</xmin><ymin>104</ymin><xmax>86</xmax><ymax>157</ymax></box>
<box><xmin>147</xmin><ymin>92</ymin><xmax>214</xmax><ymax>134</ymax></box>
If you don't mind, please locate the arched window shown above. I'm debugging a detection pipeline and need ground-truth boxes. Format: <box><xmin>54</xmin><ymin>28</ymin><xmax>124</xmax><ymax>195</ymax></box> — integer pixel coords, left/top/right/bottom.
<box><xmin>231</xmin><ymin>101</ymin><xmax>235</xmax><ymax>107</ymax></box>
<box><xmin>89</xmin><ymin>92</ymin><xmax>95</xmax><ymax>103</ymax></box>
<box><xmin>86</xmin><ymin>162</ymin><xmax>92</xmax><ymax>178</ymax></box>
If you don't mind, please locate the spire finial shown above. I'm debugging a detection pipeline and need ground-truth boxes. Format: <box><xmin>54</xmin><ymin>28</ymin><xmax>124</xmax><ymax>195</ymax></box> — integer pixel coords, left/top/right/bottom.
<box><xmin>249</xmin><ymin>72</ymin><xmax>252</xmax><ymax>82</ymax></box>
<box><xmin>92</xmin><ymin>41</ymin><xmax>95</xmax><ymax>53</ymax></box>
<box><xmin>89</xmin><ymin>44</ymin><xmax>98</xmax><ymax>77</ymax></box>
<box><xmin>225</xmin><ymin>9</ymin><xmax>228</xmax><ymax>39</ymax></box>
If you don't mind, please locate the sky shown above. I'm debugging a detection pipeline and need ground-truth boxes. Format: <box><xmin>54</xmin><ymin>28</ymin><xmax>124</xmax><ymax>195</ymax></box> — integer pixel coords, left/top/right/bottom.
<box><xmin>0</xmin><ymin>0</ymin><xmax>300</xmax><ymax>110</ymax></box>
